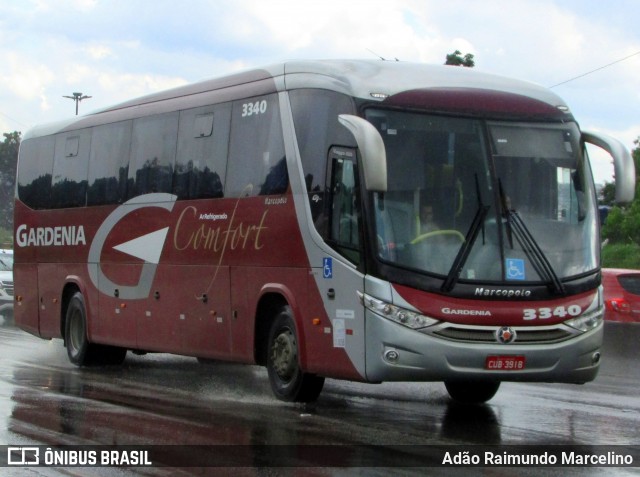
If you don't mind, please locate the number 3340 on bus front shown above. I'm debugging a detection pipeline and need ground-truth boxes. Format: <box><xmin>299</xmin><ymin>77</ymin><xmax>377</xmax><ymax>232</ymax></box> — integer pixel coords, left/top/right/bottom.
<box><xmin>523</xmin><ymin>305</ymin><xmax>582</xmax><ymax>321</ymax></box>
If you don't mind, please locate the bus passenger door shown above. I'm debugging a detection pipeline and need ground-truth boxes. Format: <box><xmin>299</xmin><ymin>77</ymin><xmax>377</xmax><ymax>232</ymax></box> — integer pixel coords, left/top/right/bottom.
<box><xmin>305</xmin><ymin>146</ymin><xmax>367</xmax><ymax>380</ymax></box>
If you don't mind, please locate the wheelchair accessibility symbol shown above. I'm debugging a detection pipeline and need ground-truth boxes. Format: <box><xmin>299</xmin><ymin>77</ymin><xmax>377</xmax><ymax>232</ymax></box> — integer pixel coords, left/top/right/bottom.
<box><xmin>506</xmin><ymin>258</ymin><xmax>525</xmax><ymax>281</ymax></box>
<box><xmin>323</xmin><ymin>257</ymin><xmax>333</xmax><ymax>279</ymax></box>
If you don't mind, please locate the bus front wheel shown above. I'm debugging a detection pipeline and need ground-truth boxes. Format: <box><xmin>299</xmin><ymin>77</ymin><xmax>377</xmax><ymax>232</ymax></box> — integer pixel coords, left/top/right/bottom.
<box><xmin>444</xmin><ymin>380</ymin><xmax>500</xmax><ymax>404</ymax></box>
<box><xmin>267</xmin><ymin>307</ymin><xmax>324</xmax><ymax>402</ymax></box>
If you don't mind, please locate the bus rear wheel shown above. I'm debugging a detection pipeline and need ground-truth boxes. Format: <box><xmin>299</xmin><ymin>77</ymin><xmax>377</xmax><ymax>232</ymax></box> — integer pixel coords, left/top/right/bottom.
<box><xmin>267</xmin><ymin>307</ymin><xmax>324</xmax><ymax>402</ymax></box>
<box><xmin>65</xmin><ymin>292</ymin><xmax>126</xmax><ymax>366</ymax></box>
<box><xmin>444</xmin><ymin>380</ymin><xmax>500</xmax><ymax>404</ymax></box>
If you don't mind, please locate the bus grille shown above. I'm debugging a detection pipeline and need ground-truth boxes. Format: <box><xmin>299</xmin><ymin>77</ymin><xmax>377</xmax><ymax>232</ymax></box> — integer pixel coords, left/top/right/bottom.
<box><xmin>428</xmin><ymin>325</ymin><xmax>575</xmax><ymax>344</ymax></box>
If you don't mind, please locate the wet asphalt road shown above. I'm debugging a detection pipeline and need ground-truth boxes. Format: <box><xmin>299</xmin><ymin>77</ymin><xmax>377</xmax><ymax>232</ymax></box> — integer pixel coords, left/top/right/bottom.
<box><xmin>1</xmin><ymin>317</ymin><xmax>639</xmax><ymax>476</ymax></box>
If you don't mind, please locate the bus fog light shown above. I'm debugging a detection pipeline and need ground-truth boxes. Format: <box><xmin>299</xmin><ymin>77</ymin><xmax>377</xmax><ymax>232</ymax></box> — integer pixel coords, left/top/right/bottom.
<box><xmin>384</xmin><ymin>349</ymin><xmax>399</xmax><ymax>363</ymax></box>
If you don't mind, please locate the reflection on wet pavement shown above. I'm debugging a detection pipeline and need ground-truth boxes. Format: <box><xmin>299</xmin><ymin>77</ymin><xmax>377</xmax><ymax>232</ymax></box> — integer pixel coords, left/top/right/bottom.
<box><xmin>1</xmin><ymin>320</ymin><xmax>639</xmax><ymax>476</ymax></box>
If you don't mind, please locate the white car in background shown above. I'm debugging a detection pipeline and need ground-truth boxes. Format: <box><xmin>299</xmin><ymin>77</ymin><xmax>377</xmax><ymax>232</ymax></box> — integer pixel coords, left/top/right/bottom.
<box><xmin>0</xmin><ymin>249</ymin><xmax>14</xmax><ymax>322</ymax></box>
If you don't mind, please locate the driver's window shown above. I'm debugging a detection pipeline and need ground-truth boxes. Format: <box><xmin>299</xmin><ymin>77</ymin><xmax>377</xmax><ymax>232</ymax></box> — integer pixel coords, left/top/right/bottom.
<box><xmin>328</xmin><ymin>149</ymin><xmax>361</xmax><ymax>264</ymax></box>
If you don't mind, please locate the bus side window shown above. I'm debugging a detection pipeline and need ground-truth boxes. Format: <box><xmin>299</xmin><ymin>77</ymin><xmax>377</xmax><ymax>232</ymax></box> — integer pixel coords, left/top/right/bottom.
<box><xmin>128</xmin><ymin>112</ymin><xmax>178</xmax><ymax>199</ymax></box>
<box><xmin>328</xmin><ymin>150</ymin><xmax>361</xmax><ymax>265</ymax></box>
<box><xmin>17</xmin><ymin>136</ymin><xmax>55</xmax><ymax>209</ymax></box>
<box><xmin>88</xmin><ymin>121</ymin><xmax>132</xmax><ymax>206</ymax></box>
<box><xmin>289</xmin><ymin>89</ymin><xmax>356</xmax><ymax>236</ymax></box>
<box><xmin>225</xmin><ymin>94</ymin><xmax>287</xmax><ymax>197</ymax></box>
<box><xmin>51</xmin><ymin>131</ymin><xmax>91</xmax><ymax>208</ymax></box>
<box><xmin>175</xmin><ymin>104</ymin><xmax>230</xmax><ymax>200</ymax></box>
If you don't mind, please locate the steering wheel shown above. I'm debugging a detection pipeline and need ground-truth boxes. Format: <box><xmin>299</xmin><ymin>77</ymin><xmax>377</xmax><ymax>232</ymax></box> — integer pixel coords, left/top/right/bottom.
<box><xmin>410</xmin><ymin>229</ymin><xmax>465</xmax><ymax>245</ymax></box>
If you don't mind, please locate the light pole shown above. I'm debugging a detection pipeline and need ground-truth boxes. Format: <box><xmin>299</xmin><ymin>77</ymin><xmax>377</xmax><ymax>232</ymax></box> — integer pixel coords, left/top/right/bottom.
<box><xmin>63</xmin><ymin>92</ymin><xmax>92</xmax><ymax>115</ymax></box>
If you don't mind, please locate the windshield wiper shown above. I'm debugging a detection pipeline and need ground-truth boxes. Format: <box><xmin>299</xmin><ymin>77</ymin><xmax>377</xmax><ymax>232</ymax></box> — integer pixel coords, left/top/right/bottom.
<box><xmin>506</xmin><ymin>210</ymin><xmax>566</xmax><ymax>295</ymax></box>
<box><xmin>498</xmin><ymin>181</ymin><xmax>565</xmax><ymax>295</ymax></box>
<box><xmin>442</xmin><ymin>175</ymin><xmax>489</xmax><ymax>293</ymax></box>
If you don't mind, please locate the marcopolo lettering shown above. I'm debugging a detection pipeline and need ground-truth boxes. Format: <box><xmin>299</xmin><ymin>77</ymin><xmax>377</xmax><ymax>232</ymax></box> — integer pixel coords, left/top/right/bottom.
<box><xmin>16</xmin><ymin>224</ymin><xmax>86</xmax><ymax>248</ymax></box>
<box><xmin>475</xmin><ymin>287</ymin><xmax>532</xmax><ymax>298</ymax></box>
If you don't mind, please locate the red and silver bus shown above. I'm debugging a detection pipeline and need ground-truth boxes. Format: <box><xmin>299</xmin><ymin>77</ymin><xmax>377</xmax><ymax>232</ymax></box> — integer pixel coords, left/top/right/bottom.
<box><xmin>14</xmin><ymin>60</ymin><xmax>635</xmax><ymax>403</ymax></box>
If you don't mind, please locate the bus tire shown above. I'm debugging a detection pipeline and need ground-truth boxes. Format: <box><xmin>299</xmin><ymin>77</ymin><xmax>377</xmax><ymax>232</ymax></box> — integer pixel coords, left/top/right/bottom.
<box><xmin>64</xmin><ymin>292</ymin><xmax>127</xmax><ymax>366</ymax></box>
<box><xmin>444</xmin><ymin>380</ymin><xmax>500</xmax><ymax>404</ymax></box>
<box><xmin>65</xmin><ymin>291</ymin><xmax>93</xmax><ymax>366</ymax></box>
<box><xmin>267</xmin><ymin>306</ymin><xmax>324</xmax><ymax>402</ymax></box>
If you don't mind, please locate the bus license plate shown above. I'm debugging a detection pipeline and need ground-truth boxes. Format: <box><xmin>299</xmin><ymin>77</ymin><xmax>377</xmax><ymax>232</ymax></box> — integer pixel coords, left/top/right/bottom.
<box><xmin>485</xmin><ymin>355</ymin><xmax>526</xmax><ymax>371</ymax></box>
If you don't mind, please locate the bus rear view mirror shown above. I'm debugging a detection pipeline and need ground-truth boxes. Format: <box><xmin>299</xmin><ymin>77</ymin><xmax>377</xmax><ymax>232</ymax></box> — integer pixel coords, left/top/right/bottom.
<box><xmin>338</xmin><ymin>114</ymin><xmax>388</xmax><ymax>193</ymax></box>
<box><xmin>582</xmin><ymin>130</ymin><xmax>635</xmax><ymax>204</ymax></box>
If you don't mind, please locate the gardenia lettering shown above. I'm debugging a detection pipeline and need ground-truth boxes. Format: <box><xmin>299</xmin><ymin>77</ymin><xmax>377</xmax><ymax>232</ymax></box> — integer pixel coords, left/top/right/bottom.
<box><xmin>441</xmin><ymin>308</ymin><xmax>492</xmax><ymax>316</ymax></box>
<box><xmin>16</xmin><ymin>224</ymin><xmax>86</xmax><ymax>248</ymax></box>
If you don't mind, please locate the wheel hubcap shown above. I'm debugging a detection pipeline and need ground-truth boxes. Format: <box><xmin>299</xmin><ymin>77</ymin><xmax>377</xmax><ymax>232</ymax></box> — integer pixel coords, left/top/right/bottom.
<box><xmin>271</xmin><ymin>329</ymin><xmax>297</xmax><ymax>381</ymax></box>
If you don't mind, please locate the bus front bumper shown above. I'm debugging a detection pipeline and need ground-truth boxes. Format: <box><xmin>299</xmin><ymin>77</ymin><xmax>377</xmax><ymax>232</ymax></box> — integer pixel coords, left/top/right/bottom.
<box><xmin>364</xmin><ymin>310</ymin><xmax>602</xmax><ymax>384</ymax></box>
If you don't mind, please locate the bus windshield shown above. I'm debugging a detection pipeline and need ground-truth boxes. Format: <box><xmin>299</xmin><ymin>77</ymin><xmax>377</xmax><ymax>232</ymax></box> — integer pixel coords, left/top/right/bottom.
<box><xmin>368</xmin><ymin>109</ymin><xmax>598</xmax><ymax>285</ymax></box>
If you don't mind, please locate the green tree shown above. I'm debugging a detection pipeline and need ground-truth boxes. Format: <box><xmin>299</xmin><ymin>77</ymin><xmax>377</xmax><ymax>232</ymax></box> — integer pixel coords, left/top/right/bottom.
<box><xmin>601</xmin><ymin>136</ymin><xmax>640</xmax><ymax>244</ymax></box>
<box><xmin>0</xmin><ymin>131</ymin><xmax>20</xmax><ymax>232</ymax></box>
<box><xmin>445</xmin><ymin>50</ymin><xmax>475</xmax><ymax>67</ymax></box>
<box><xmin>599</xmin><ymin>182</ymin><xmax>616</xmax><ymax>206</ymax></box>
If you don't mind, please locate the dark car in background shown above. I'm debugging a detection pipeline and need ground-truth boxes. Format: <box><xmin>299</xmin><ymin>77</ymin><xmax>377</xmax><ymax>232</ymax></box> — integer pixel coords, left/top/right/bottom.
<box><xmin>602</xmin><ymin>268</ymin><xmax>640</xmax><ymax>323</ymax></box>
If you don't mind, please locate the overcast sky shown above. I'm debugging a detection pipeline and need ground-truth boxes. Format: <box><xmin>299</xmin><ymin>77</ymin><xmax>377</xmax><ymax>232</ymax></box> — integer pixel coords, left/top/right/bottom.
<box><xmin>1</xmin><ymin>0</ymin><xmax>639</xmax><ymax>183</ymax></box>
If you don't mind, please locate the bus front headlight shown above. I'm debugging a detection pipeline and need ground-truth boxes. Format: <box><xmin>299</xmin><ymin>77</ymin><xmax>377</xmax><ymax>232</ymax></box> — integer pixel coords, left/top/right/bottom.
<box><xmin>564</xmin><ymin>308</ymin><xmax>604</xmax><ymax>332</ymax></box>
<box><xmin>359</xmin><ymin>292</ymin><xmax>439</xmax><ymax>330</ymax></box>
<box><xmin>565</xmin><ymin>287</ymin><xmax>604</xmax><ymax>332</ymax></box>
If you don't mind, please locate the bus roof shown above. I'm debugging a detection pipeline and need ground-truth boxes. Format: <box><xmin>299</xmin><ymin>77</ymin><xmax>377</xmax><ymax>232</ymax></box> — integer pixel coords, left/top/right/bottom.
<box><xmin>24</xmin><ymin>60</ymin><xmax>570</xmax><ymax>140</ymax></box>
